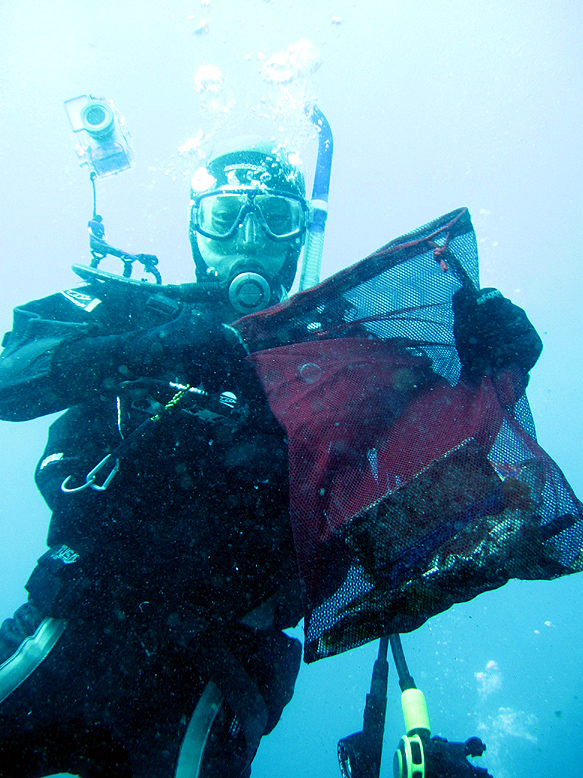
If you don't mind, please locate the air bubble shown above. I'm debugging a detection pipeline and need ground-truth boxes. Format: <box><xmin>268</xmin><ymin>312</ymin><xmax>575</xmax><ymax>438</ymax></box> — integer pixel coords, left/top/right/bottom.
<box><xmin>300</xmin><ymin>363</ymin><xmax>322</xmax><ymax>383</ymax></box>
<box><xmin>261</xmin><ymin>39</ymin><xmax>322</xmax><ymax>85</ymax></box>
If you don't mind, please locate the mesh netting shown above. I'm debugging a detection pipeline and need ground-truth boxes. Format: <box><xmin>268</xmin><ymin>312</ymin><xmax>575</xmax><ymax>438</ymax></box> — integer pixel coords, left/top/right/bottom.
<box><xmin>235</xmin><ymin>208</ymin><xmax>583</xmax><ymax>663</ymax></box>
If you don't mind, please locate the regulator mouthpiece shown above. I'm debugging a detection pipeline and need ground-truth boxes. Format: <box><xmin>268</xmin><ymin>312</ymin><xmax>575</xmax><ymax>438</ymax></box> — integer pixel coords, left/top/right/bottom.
<box><xmin>228</xmin><ymin>271</ymin><xmax>273</xmax><ymax>313</ymax></box>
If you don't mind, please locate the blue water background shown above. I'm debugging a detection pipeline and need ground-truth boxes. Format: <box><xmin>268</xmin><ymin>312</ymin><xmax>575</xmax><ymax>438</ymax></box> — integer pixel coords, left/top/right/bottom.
<box><xmin>0</xmin><ymin>2</ymin><xmax>581</xmax><ymax>776</ymax></box>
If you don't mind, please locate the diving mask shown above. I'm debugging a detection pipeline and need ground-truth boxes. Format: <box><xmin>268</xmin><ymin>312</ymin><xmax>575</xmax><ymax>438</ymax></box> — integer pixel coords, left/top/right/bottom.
<box><xmin>192</xmin><ymin>188</ymin><xmax>309</xmax><ymax>242</ymax></box>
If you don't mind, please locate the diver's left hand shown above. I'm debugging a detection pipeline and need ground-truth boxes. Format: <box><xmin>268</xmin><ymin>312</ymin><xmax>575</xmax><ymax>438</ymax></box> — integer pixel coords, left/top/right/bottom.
<box><xmin>452</xmin><ymin>287</ymin><xmax>543</xmax><ymax>377</ymax></box>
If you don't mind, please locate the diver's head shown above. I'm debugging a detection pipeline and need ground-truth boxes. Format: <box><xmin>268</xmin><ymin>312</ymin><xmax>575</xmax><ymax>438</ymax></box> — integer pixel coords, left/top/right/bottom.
<box><xmin>189</xmin><ymin>138</ymin><xmax>307</xmax><ymax>314</ymax></box>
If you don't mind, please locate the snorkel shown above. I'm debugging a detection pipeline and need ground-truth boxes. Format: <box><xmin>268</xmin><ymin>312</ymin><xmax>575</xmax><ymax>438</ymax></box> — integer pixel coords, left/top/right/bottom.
<box><xmin>299</xmin><ymin>105</ymin><xmax>333</xmax><ymax>291</ymax></box>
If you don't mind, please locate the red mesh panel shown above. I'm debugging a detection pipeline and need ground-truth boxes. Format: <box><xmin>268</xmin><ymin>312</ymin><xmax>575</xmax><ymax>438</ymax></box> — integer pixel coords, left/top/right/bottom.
<box><xmin>236</xmin><ymin>208</ymin><xmax>583</xmax><ymax>662</ymax></box>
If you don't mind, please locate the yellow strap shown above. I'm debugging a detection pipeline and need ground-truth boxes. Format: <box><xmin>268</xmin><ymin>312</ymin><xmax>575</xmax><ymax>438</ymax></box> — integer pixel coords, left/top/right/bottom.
<box><xmin>151</xmin><ymin>384</ymin><xmax>192</xmax><ymax>422</ymax></box>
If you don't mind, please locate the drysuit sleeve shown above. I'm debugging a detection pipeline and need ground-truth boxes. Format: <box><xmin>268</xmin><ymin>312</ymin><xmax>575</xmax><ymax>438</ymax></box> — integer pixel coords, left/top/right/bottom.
<box><xmin>0</xmin><ymin>295</ymin><xmax>100</xmax><ymax>421</ymax></box>
<box><xmin>0</xmin><ymin>294</ymin><xmax>249</xmax><ymax>421</ymax></box>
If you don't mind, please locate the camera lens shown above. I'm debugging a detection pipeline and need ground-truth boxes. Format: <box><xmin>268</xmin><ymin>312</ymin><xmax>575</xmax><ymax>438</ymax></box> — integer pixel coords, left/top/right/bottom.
<box><xmin>85</xmin><ymin>105</ymin><xmax>107</xmax><ymax>127</ymax></box>
<box><xmin>81</xmin><ymin>100</ymin><xmax>114</xmax><ymax>139</ymax></box>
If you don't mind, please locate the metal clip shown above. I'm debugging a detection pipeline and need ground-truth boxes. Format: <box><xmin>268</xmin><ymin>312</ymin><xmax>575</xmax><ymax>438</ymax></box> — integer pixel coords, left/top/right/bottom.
<box><xmin>61</xmin><ymin>454</ymin><xmax>120</xmax><ymax>493</ymax></box>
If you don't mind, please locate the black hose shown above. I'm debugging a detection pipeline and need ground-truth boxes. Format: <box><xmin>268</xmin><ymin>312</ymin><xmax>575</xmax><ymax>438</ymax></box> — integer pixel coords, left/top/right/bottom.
<box><xmin>389</xmin><ymin>634</ymin><xmax>416</xmax><ymax>692</ymax></box>
<box><xmin>337</xmin><ymin>637</ymin><xmax>390</xmax><ymax>778</ymax></box>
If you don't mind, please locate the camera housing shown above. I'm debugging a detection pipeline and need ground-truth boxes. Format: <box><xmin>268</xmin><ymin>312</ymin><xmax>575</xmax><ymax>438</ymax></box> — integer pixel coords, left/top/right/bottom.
<box><xmin>64</xmin><ymin>95</ymin><xmax>134</xmax><ymax>178</ymax></box>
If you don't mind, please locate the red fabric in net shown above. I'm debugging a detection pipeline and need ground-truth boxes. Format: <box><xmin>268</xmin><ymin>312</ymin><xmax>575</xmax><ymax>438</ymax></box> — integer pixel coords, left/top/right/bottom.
<box><xmin>236</xmin><ymin>208</ymin><xmax>583</xmax><ymax>662</ymax></box>
<box><xmin>248</xmin><ymin>339</ymin><xmax>505</xmax><ymax>586</ymax></box>
<box><xmin>252</xmin><ymin>339</ymin><xmax>428</xmax><ymax>591</ymax></box>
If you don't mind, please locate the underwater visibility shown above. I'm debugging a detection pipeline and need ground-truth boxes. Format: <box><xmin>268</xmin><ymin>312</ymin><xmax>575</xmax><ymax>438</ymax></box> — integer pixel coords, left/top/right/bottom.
<box><xmin>0</xmin><ymin>3</ymin><xmax>581</xmax><ymax>777</ymax></box>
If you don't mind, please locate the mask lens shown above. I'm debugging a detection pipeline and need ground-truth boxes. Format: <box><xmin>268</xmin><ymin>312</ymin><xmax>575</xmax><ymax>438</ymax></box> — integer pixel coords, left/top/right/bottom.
<box><xmin>198</xmin><ymin>193</ymin><xmax>246</xmax><ymax>238</ymax></box>
<box><xmin>256</xmin><ymin>195</ymin><xmax>304</xmax><ymax>237</ymax></box>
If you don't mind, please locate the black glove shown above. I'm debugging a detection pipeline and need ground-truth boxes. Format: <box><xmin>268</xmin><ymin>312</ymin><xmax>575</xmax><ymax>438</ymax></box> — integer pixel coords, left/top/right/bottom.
<box><xmin>125</xmin><ymin>308</ymin><xmax>248</xmax><ymax>387</ymax></box>
<box><xmin>50</xmin><ymin>308</ymin><xmax>248</xmax><ymax>402</ymax></box>
<box><xmin>452</xmin><ymin>287</ymin><xmax>542</xmax><ymax>376</ymax></box>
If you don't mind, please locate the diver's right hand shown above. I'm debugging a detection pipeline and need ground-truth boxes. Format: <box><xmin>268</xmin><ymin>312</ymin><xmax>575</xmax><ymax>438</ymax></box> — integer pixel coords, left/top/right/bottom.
<box><xmin>49</xmin><ymin>308</ymin><xmax>249</xmax><ymax>404</ymax></box>
<box><xmin>125</xmin><ymin>308</ymin><xmax>248</xmax><ymax>386</ymax></box>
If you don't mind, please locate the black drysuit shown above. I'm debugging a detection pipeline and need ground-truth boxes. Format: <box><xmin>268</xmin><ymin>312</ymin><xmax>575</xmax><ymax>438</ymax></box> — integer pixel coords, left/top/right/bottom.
<box><xmin>0</xmin><ymin>277</ymin><xmax>303</xmax><ymax>778</ymax></box>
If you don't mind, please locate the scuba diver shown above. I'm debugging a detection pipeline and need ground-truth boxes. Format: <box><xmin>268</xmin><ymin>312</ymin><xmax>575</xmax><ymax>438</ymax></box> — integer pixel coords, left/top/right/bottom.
<box><xmin>0</xmin><ymin>106</ymin><xmax>551</xmax><ymax>778</ymax></box>
<box><xmin>0</xmin><ymin>139</ymin><xmax>309</xmax><ymax>778</ymax></box>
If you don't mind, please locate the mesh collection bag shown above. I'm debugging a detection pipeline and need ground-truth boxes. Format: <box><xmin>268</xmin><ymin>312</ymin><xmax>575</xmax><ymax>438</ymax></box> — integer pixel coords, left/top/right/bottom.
<box><xmin>235</xmin><ymin>208</ymin><xmax>583</xmax><ymax>662</ymax></box>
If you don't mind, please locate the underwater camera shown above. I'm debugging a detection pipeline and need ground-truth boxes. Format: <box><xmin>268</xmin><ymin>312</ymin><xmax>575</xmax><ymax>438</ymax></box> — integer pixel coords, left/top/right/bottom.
<box><xmin>64</xmin><ymin>95</ymin><xmax>134</xmax><ymax>178</ymax></box>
